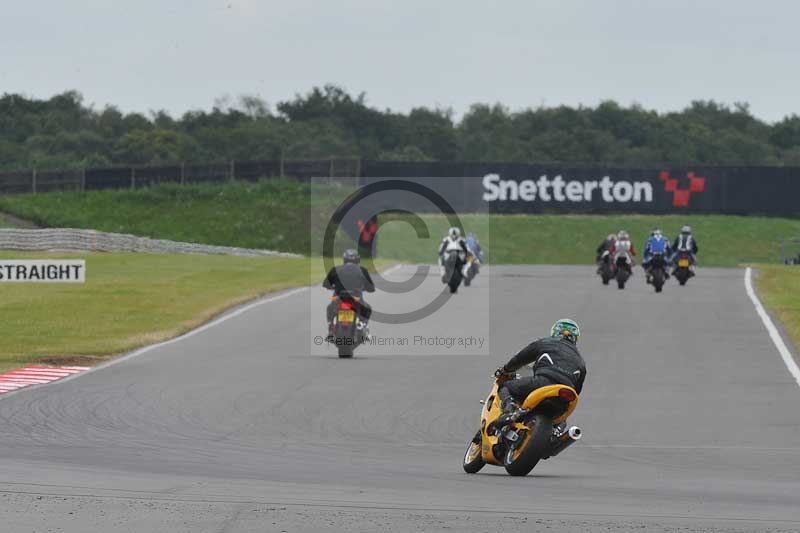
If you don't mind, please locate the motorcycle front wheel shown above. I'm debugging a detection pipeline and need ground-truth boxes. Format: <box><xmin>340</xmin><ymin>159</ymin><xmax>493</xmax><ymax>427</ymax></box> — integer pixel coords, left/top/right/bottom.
<box><xmin>462</xmin><ymin>432</ymin><xmax>485</xmax><ymax>474</ymax></box>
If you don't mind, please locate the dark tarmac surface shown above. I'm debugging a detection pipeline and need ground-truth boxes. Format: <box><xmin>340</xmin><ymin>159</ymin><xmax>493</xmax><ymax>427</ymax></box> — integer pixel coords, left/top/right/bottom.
<box><xmin>0</xmin><ymin>265</ymin><xmax>798</xmax><ymax>532</ymax></box>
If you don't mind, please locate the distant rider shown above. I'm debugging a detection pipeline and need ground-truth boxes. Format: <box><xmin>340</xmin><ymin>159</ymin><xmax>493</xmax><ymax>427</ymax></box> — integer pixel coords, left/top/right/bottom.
<box><xmin>642</xmin><ymin>228</ymin><xmax>672</xmax><ymax>283</ymax></box>
<box><xmin>609</xmin><ymin>230</ymin><xmax>636</xmax><ymax>273</ymax></box>
<box><xmin>671</xmin><ymin>225</ymin><xmax>699</xmax><ymax>276</ymax></box>
<box><xmin>466</xmin><ymin>232</ymin><xmax>484</xmax><ymax>263</ymax></box>
<box><xmin>438</xmin><ymin>227</ymin><xmax>469</xmax><ymax>282</ymax></box>
<box><xmin>323</xmin><ymin>249</ymin><xmax>375</xmax><ymax>341</ymax></box>
<box><xmin>493</xmin><ymin>319</ymin><xmax>587</xmax><ymax>426</ymax></box>
<box><xmin>596</xmin><ymin>233</ymin><xmax>617</xmax><ymax>273</ymax></box>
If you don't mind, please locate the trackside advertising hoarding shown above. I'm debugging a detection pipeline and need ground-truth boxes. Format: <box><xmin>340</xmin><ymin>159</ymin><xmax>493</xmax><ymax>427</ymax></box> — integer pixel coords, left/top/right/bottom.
<box><xmin>360</xmin><ymin>161</ymin><xmax>800</xmax><ymax>215</ymax></box>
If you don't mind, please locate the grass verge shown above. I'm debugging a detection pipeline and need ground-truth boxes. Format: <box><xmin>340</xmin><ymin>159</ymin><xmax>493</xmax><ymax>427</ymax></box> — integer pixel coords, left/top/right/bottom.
<box><xmin>377</xmin><ymin>213</ymin><xmax>800</xmax><ymax>266</ymax></box>
<box><xmin>753</xmin><ymin>265</ymin><xmax>800</xmax><ymax>353</ymax></box>
<box><xmin>0</xmin><ymin>251</ymin><xmax>393</xmax><ymax>373</ymax></box>
<box><xmin>0</xmin><ymin>180</ymin><xmax>357</xmax><ymax>255</ymax></box>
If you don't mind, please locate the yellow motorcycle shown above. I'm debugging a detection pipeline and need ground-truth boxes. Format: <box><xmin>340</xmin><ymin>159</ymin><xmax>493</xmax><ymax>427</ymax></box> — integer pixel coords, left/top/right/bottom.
<box><xmin>463</xmin><ymin>376</ymin><xmax>582</xmax><ymax>476</ymax></box>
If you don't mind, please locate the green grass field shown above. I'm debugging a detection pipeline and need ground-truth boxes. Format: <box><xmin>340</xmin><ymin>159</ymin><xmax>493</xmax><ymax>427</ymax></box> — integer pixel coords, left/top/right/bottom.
<box><xmin>754</xmin><ymin>265</ymin><xmax>800</xmax><ymax>350</ymax></box>
<box><xmin>0</xmin><ymin>180</ymin><xmax>358</xmax><ymax>255</ymax></box>
<box><xmin>376</xmin><ymin>213</ymin><xmax>800</xmax><ymax>266</ymax></box>
<box><xmin>0</xmin><ymin>252</ymin><xmax>392</xmax><ymax>372</ymax></box>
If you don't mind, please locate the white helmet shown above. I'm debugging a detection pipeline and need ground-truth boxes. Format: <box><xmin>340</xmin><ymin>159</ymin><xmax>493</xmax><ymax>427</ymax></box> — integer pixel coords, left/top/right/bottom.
<box><xmin>681</xmin><ymin>225</ymin><xmax>692</xmax><ymax>234</ymax></box>
<box><xmin>449</xmin><ymin>227</ymin><xmax>461</xmax><ymax>240</ymax></box>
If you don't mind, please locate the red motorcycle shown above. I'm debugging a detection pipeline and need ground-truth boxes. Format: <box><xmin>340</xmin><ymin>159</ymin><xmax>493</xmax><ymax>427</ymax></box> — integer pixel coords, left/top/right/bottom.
<box><xmin>329</xmin><ymin>296</ymin><xmax>368</xmax><ymax>358</ymax></box>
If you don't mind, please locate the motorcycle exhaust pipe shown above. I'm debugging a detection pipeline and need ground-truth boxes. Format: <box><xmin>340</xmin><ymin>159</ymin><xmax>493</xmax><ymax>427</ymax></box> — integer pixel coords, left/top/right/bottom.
<box><xmin>546</xmin><ymin>425</ymin><xmax>582</xmax><ymax>459</ymax></box>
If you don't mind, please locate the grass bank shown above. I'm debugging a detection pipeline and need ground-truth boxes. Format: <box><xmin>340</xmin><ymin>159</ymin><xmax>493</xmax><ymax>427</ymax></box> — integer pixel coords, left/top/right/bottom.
<box><xmin>0</xmin><ymin>180</ymin><xmax>357</xmax><ymax>255</ymax></box>
<box><xmin>377</xmin><ymin>213</ymin><xmax>800</xmax><ymax>266</ymax></box>
<box><xmin>0</xmin><ymin>252</ymin><xmax>392</xmax><ymax>372</ymax></box>
<box><xmin>754</xmin><ymin>265</ymin><xmax>800</xmax><ymax>353</ymax></box>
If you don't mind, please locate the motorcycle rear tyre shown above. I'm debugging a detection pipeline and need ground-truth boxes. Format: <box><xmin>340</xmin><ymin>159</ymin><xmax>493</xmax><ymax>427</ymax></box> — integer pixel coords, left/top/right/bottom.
<box><xmin>653</xmin><ymin>269</ymin><xmax>665</xmax><ymax>293</ymax></box>
<box><xmin>503</xmin><ymin>414</ymin><xmax>552</xmax><ymax>476</ymax></box>
<box><xmin>337</xmin><ymin>344</ymin><xmax>354</xmax><ymax>358</ymax></box>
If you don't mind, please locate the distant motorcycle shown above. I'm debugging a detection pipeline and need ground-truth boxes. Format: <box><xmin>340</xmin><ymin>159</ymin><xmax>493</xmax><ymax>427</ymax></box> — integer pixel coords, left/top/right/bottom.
<box><xmin>329</xmin><ymin>295</ymin><xmax>368</xmax><ymax>358</ymax></box>
<box><xmin>598</xmin><ymin>252</ymin><xmax>613</xmax><ymax>286</ymax></box>
<box><xmin>463</xmin><ymin>375</ymin><xmax>583</xmax><ymax>476</ymax></box>
<box><xmin>673</xmin><ymin>252</ymin><xmax>694</xmax><ymax>286</ymax></box>
<box><xmin>649</xmin><ymin>252</ymin><xmax>668</xmax><ymax>293</ymax></box>
<box><xmin>442</xmin><ymin>249</ymin><xmax>465</xmax><ymax>293</ymax></box>
<box><xmin>462</xmin><ymin>253</ymin><xmax>480</xmax><ymax>287</ymax></box>
<box><xmin>614</xmin><ymin>251</ymin><xmax>632</xmax><ymax>290</ymax></box>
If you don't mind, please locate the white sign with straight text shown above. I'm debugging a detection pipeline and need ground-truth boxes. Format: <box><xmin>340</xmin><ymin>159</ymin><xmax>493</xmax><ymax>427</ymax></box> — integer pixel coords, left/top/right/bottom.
<box><xmin>0</xmin><ymin>260</ymin><xmax>86</xmax><ymax>283</ymax></box>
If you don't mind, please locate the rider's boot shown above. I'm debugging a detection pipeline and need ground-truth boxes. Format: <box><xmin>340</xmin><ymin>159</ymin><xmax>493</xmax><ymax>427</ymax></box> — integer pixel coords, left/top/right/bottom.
<box><xmin>498</xmin><ymin>397</ymin><xmax>521</xmax><ymax>425</ymax></box>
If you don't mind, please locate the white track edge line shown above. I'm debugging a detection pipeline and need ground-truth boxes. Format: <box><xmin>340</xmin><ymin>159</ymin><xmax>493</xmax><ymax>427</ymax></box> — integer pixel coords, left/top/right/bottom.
<box><xmin>1</xmin><ymin>264</ymin><xmax>405</xmax><ymax>399</ymax></box>
<box><xmin>744</xmin><ymin>267</ymin><xmax>800</xmax><ymax>387</ymax></box>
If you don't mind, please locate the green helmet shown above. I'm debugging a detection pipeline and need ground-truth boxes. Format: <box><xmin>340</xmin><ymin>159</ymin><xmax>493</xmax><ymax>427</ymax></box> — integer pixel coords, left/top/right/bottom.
<box><xmin>551</xmin><ymin>318</ymin><xmax>580</xmax><ymax>345</ymax></box>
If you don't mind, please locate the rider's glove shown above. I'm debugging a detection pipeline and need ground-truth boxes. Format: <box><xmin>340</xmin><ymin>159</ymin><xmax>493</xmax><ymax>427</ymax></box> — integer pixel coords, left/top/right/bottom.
<box><xmin>494</xmin><ymin>366</ymin><xmax>512</xmax><ymax>379</ymax></box>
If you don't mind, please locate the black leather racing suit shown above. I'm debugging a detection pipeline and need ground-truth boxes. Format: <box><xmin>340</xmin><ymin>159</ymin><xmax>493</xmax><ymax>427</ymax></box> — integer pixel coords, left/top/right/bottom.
<box><xmin>596</xmin><ymin>238</ymin><xmax>615</xmax><ymax>262</ymax></box>
<box><xmin>323</xmin><ymin>263</ymin><xmax>376</xmax><ymax>326</ymax></box>
<box><xmin>498</xmin><ymin>337</ymin><xmax>587</xmax><ymax>408</ymax></box>
<box><xmin>672</xmin><ymin>233</ymin><xmax>699</xmax><ymax>267</ymax></box>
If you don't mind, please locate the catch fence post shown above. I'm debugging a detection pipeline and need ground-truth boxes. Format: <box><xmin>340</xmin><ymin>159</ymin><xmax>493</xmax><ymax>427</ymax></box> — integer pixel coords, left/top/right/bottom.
<box><xmin>180</xmin><ymin>162</ymin><xmax>186</xmax><ymax>185</ymax></box>
<box><xmin>279</xmin><ymin>154</ymin><xmax>284</xmax><ymax>179</ymax></box>
<box><xmin>32</xmin><ymin>168</ymin><xmax>37</xmax><ymax>194</ymax></box>
<box><xmin>131</xmin><ymin>167</ymin><xmax>136</xmax><ymax>190</ymax></box>
<box><xmin>81</xmin><ymin>168</ymin><xmax>86</xmax><ymax>192</ymax></box>
<box><xmin>229</xmin><ymin>159</ymin><xmax>235</xmax><ymax>181</ymax></box>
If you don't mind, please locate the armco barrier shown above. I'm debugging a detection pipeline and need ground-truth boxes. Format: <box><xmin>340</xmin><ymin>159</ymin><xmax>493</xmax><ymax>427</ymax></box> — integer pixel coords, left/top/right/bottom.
<box><xmin>0</xmin><ymin>228</ymin><xmax>302</xmax><ymax>257</ymax></box>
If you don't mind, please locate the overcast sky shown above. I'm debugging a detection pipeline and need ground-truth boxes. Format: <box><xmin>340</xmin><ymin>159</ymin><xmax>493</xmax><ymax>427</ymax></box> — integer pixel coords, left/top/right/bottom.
<box><xmin>2</xmin><ymin>0</ymin><xmax>798</xmax><ymax>123</ymax></box>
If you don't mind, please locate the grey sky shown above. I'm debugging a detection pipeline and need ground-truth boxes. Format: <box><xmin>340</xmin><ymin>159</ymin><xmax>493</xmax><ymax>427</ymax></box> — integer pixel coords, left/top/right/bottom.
<box><xmin>2</xmin><ymin>0</ymin><xmax>798</xmax><ymax>123</ymax></box>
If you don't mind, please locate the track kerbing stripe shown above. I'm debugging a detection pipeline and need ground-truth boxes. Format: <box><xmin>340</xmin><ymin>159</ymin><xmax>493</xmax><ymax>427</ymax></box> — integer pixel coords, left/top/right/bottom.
<box><xmin>0</xmin><ymin>366</ymin><xmax>88</xmax><ymax>395</ymax></box>
<box><xmin>744</xmin><ymin>267</ymin><xmax>800</xmax><ymax>388</ymax></box>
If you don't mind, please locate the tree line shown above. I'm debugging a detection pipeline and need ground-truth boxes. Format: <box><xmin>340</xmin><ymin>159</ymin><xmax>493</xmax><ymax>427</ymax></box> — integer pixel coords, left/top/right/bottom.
<box><xmin>2</xmin><ymin>84</ymin><xmax>800</xmax><ymax>171</ymax></box>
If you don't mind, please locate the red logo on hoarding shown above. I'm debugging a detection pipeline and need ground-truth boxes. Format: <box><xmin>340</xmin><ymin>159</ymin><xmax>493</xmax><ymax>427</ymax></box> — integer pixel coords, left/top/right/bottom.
<box><xmin>659</xmin><ymin>171</ymin><xmax>705</xmax><ymax>207</ymax></box>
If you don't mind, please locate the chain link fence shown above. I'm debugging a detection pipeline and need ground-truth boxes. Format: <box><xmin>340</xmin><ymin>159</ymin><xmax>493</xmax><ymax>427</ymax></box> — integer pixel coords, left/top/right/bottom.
<box><xmin>0</xmin><ymin>158</ymin><xmax>363</xmax><ymax>195</ymax></box>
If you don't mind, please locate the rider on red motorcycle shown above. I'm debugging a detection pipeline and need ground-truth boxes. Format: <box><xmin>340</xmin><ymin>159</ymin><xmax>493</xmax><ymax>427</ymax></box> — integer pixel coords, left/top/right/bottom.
<box><xmin>323</xmin><ymin>249</ymin><xmax>375</xmax><ymax>342</ymax></box>
<box><xmin>609</xmin><ymin>230</ymin><xmax>636</xmax><ymax>272</ymax></box>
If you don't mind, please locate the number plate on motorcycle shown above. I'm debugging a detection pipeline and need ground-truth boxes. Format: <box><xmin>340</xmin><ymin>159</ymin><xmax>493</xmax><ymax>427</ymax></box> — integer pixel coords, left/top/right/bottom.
<box><xmin>678</xmin><ymin>259</ymin><xmax>690</xmax><ymax>267</ymax></box>
<box><xmin>337</xmin><ymin>309</ymin><xmax>355</xmax><ymax>323</ymax></box>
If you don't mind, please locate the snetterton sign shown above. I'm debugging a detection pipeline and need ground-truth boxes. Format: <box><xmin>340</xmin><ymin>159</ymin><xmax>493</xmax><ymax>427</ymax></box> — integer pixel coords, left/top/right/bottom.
<box><xmin>481</xmin><ymin>173</ymin><xmax>653</xmax><ymax>204</ymax></box>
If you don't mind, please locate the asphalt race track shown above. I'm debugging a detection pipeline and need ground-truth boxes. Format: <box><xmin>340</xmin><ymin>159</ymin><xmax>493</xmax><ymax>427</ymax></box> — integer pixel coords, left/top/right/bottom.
<box><xmin>0</xmin><ymin>265</ymin><xmax>798</xmax><ymax>532</ymax></box>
